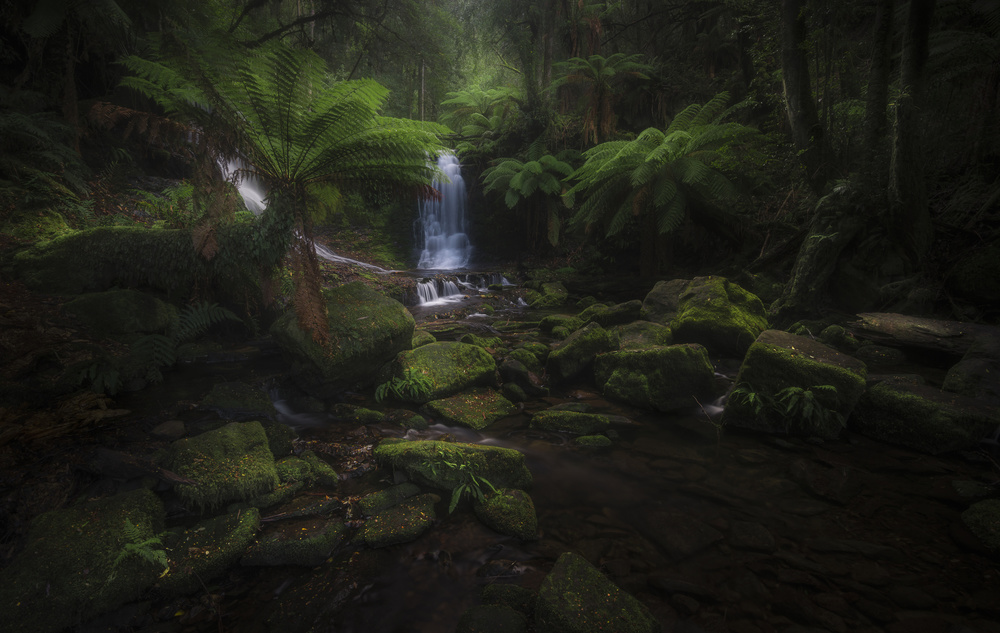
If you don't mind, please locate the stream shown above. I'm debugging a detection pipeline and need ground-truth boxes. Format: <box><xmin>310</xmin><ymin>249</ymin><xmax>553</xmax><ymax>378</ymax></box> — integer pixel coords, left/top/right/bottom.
<box><xmin>114</xmin><ymin>298</ymin><xmax>1000</xmax><ymax>633</ymax></box>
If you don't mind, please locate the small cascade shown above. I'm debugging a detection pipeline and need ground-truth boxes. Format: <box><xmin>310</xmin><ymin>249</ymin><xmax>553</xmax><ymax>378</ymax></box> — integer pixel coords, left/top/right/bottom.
<box><xmin>222</xmin><ymin>158</ymin><xmax>267</xmax><ymax>215</ymax></box>
<box><xmin>314</xmin><ymin>243</ymin><xmax>395</xmax><ymax>273</ymax></box>
<box><xmin>415</xmin><ymin>278</ymin><xmax>464</xmax><ymax>306</ymax></box>
<box><xmin>416</xmin><ymin>154</ymin><xmax>472</xmax><ymax>269</ymax></box>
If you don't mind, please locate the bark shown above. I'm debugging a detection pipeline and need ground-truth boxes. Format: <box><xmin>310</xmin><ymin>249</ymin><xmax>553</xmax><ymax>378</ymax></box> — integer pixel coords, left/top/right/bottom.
<box><xmin>862</xmin><ymin>0</ymin><xmax>894</xmax><ymax>163</ymax></box>
<box><xmin>780</xmin><ymin>0</ymin><xmax>826</xmax><ymax>193</ymax></box>
<box><xmin>888</xmin><ymin>0</ymin><xmax>935</xmax><ymax>263</ymax></box>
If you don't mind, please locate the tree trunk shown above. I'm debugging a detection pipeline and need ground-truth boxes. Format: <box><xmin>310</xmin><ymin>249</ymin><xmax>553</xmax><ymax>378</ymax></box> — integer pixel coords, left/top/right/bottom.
<box><xmin>862</xmin><ymin>0</ymin><xmax>894</xmax><ymax>169</ymax></box>
<box><xmin>888</xmin><ymin>0</ymin><xmax>935</xmax><ymax>264</ymax></box>
<box><xmin>780</xmin><ymin>0</ymin><xmax>826</xmax><ymax>193</ymax></box>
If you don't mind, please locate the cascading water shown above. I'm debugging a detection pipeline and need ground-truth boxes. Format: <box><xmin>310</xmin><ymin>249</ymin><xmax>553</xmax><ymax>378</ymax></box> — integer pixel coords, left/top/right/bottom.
<box><xmin>222</xmin><ymin>158</ymin><xmax>267</xmax><ymax>215</ymax></box>
<box><xmin>416</xmin><ymin>154</ymin><xmax>472</xmax><ymax>270</ymax></box>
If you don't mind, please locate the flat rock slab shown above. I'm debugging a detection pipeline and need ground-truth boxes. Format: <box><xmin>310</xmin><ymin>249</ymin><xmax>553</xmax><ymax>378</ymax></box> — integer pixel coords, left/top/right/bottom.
<box><xmin>421</xmin><ymin>388</ymin><xmax>516</xmax><ymax>430</ymax></box>
<box><xmin>374</xmin><ymin>439</ymin><xmax>533</xmax><ymax>491</ymax></box>
<box><xmin>242</xmin><ymin>516</ymin><xmax>347</xmax><ymax>566</ymax></box>
<box><xmin>360</xmin><ymin>493</ymin><xmax>439</xmax><ymax>548</ymax></box>
<box><xmin>852</xmin><ymin>312</ymin><xmax>1000</xmax><ymax>356</ymax></box>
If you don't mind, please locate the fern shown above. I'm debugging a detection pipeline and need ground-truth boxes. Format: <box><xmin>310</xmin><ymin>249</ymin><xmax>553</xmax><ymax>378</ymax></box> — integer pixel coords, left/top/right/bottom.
<box><xmin>375</xmin><ymin>368</ymin><xmax>433</xmax><ymax>403</ymax></box>
<box><xmin>106</xmin><ymin>519</ymin><xmax>169</xmax><ymax>586</ymax></box>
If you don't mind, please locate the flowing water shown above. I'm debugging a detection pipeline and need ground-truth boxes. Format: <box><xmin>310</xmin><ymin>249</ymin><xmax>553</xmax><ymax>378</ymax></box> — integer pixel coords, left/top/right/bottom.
<box><xmin>415</xmin><ymin>154</ymin><xmax>472</xmax><ymax>270</ymax></box>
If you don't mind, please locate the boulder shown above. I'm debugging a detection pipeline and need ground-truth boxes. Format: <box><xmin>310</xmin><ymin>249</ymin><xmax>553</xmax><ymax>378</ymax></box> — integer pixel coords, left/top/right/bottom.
<box><xmin>412</xmin><ymin>329</ymin><xmax>437</xmax><ymax>349</ymax></box>
<box><xmin>421</xmin><ymin>388</ymin><xmax>517</xmax><ymax>430</ymax></box>
<box><xmin>852</xmin><ymin>379</ymin><xmax>998</xmax><ymax>454</ymax></box>
<box><xmin>499</xmin><ymin>358</ymin><xmax>548</xmax><ymax>397</ymax></box>
<box><xmin>546</xmin><ymin>322</ymin><xmax>620</xmax><ymax>384</ymax></box>
<box><xmin>158</xmin><ymin>508</ymin><xmax>261</xmax><ymax>595</ymax></box>
<box><xmin>270</xmin><ymin>282</ymin><xmax>415</xmax><ymax>397</ymax></box>
<box><xmin>62</xmin><ymin>289</ymin><xmax>178</xmax><ymax>338</ymax></box>
<box><xmin>540</xmin><ymin>314</ymin><xmax>584</xmax><ymax>336</ymax></box>
<box><xmin>460</xmin><ymin>333</ymin><xmax>504</xmax><ymax>350</ymax></box>
<box><xmin>725</xmin><ymin>330</ymin><xmax>867</xmax><ymax>439</ymax></box>
<box><xmin>961</xmin><ymin>500</ymin><xmax>1000</xmax><ymax>556</ymax></box>
<box><xmin>474</xmin><ymin>488</ymin><xmax>538</xmax><ymax>540</ymax></box>
<box><xmin>201</xmin><ymin>380</ymin><xmax>277</xmax><ymax>419</ymax></box>
<box><xmin>162</xmin><ymin>421</ymin><xmax>280</xmax><ymax>511</ymax></box>
<box><xmin>374</xmin><ymin>439</ymin><xmax>533</xmax><ymax>491</ymax></box>
<box><xmin>241</xmin><ymin>517</ymin><xmax>347</xmax><ymax>567</ymax></box>
<box><xmin>359</xmin><ymin>493</ymin><xmax>440</xmax><ymax>547</ymax></box>
<box><xmin>358</xmin><ymin>482</ymin><xmax>422</xmax><ymax>515</ymax></box>
<box><xmin>579</xmin><ymin>299</ymin><xmax>642</xmax><ymax>328</ymax></box>
<box><xmin>642</xmin><ymin>276</ymin><xmax>768</xmax><ymax>357</ymax></box>
<box><xmin>535</xmin><ymin>552</ymin><xmax>660</xmax><ymax>633</ymax></box>
<box><xmin>525</xmin><ymin>281</ymin><xmax>568</xmax><ymax>308</ymax></box>
<box><xmin>530</xmin><ymin>410</ymin><xmax>611</xmax><ymax>435</ymax></box>
<box><xmin>614</xmin><ymin>321</ymin><xmax>673</xmax><ymax>349</ymax></box>
<box><xmin>594</xmin><ymin>344</ymin><xmax>715</xmax><ymax>412</ymax></box>
<box><xmin>378</xmin><ymin>342</ymin><xmax>497</xmax><ymax>403</ymax></box>
<box><xmin>508</xmin><ymin>347</ymin><xmax>544</xmax><ymax>373</ymax></box>
<box><xmin>0</xmin><ymin>489</ymin><xmax>165</xmax><ymax>633</ymax></box>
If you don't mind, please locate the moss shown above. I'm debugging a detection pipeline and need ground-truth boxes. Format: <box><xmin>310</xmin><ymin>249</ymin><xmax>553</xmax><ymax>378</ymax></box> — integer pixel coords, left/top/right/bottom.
<box><xmin>302</xmin><ymin>451</ymin><xmax>339</xmax><ymax>487</ymax></box>
<box><xmin>259</xmin><ymin>419</ymin><xmax>296</xmax><ymax>458</ymax></box>
<box><xmin>482</xmin><ymin>584</ymin><xmax>537</xmax><ymax>617</ymax></box>
<box><xmin>503</xmin><ymin>382</ymin><xmax>528</xmax><ymax>402</ymax></box>
<box><xmin>614</xmin><ymin>321</ymin><xmax>673</xmax><ymax>349</ymax></box>
<box><xmin>276</xmin><ymin>456</ymin><xmax>314</xmax><ymax>484</ymax></box>
<box><xmin>420</xmin><ymin>388</ymin><xmax>517</xmax><ymax>430</ymax></box>
<box><xmin>461</xmin><ymin>333</ymin><xmax>504</xmax><ymax>349</ymax></box>
<box><xmin>241</xmin><ymin>517</ymin><xmax>347</xmax><ymax>567</ymax></box>
<box><xmin>509</xmin><ymin>347</ymin><xmax>543</xmax><ymax>374</ymax></box>
<box><xmin>229</xmin><ymin>481</ymin><xmax>304</xmax><ymax>512</ymax></box>
<box><xmin>331</xmin><ymin>403</ymin><xmax>385</xmax><ymax>424</ymax></box>
<box><xmin>574</xmin><ymin>434</ymin><xmax>613</xmax><ymax>449</ymax></box>
<box><xmin>535</xmin><ymin>552</ymin><xmax>660</xmax><ymax>633</ymax></box>
<box><xmin>456</xmin><ymin>605</ymin><xmax>528</xmax><ymax>633</ymax></box>
<box><xmin>374</xmin><ymin>438</ymin><xmax>533</xmax><ymax>491</ymax></box>
<box><xmin>540</xmin><ymin>314</ymin><xmax>584</xmax><ymax>336</ymax></box>
<box><xmin>412</xmin><ymin>329</ymin><xmax>437</xmax><ymax>349</ymax></box>
<box><xmin>546</xmin><ymin>322</ymin><xmax>620</xmax><ymax>384</ymax></box>
<box><xmin>594</xmin><ymin>344</ymin><xmax>715</xmax><ymax>412</ymax></box>
<box><xmin>359</xmin><ymin>493</ymin><xmax>440</xmax><ymax>548</ymax></box>
<box><xmin>202</xmin><ymin>381</ymin><xmax>277</xmax><ymax>419</ymax></box>
<box><xmin>358</xmin><ymin>482</ymin><xmax>422</xmax><ymax>515</ymax></box>
<box><xmin>531</xmin><ymin>410</ymin><xmax>610</xmax><ymax>435</ymax></box>
<box><xmin>961</xmin><ymin>500</ymin><xmax>1000</xmax><ymax>555</ymax></box>
<box><xmin>474</xmin><ymin>489</ymin><xmax>537</xmax><ymax>540</ymax></box>
<box><xmin>480</xmin><ymin>304</ymin><xmax>496</xmax><ymax>316</ymax></box>
<box><xmin>670</xmin><ymin>276</ymin><xmax>768</xmax><ymax>357</ymax></box>
<box><xmin>63</xmin><ymin>289</ymin><xmax>178</xmax><ymax>338</ymax></box>
<box><xmin>158</xmin><ymin>508</ymin><xmax>261</xmax><ymax>595</ymax></box>
<box><xmin>0</xmin><ymin>489</ymin><xmax>165</xmax><ymax>633</ymax></box>
<box><xmin>378</xmin><ymin>342</ymin><xmax>498</xmax><ymax>403</ymax></box>
<box><xmin>582</xmin><ymin>300</ymin><xmax>642</xmax><ymax>327</ymax></box>
<box><xmin>162</xmin><ymin>421</ymin><xmax>280</xmax><ymax>512</ymax></box>
<box><xmin>525</xmin><ymin>281</ymin><xmax>568</xmax><ymax>308</ymax></box>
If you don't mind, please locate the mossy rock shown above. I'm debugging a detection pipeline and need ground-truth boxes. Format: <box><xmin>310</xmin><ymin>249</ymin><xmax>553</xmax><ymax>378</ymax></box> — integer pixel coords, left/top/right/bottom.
<box><xmin>270</xmin><ymin>282</ymin><xmax>415</xmax><ymax>397</ymax></box>
<box><xmin>162</xmin><ymin>421</ymin><xmax>280</xmax><ymax>511</ymax></box>
<box><xmin>499</xmin><ymin>358</ymin><xmax>548</xmax><ymax>398</ymax></box>
<box><xmin>535</xmin><ymin>552</ymin><xmax>660</xmax><ymax>633</ymax></box>
<box><xmin>421</xmin><ymin>388</ymin><xmax>517</xmax><ymax>430</ymax></box>
<box><xmin>852</xmin><ymin>380</ymin><xmax>998</xmax><ymax>454</ymax></box>
<box><xmin>229</xmin><ymin>481</ymin><xmax>304</xmax><ymax>512</ymax></box>
<box><xmin>580</xmin><ymin>300</ymin><xmax>642</xmax><ymax>328</ymax></box>
<box><xmin>961</xmin><ymin>500</ymin><xmax>1000</xmax><ymax>556</ymax></box>
<box><xmin>456</xmin><ymin>605</ymin><xmax>528</xmax><ymax>633</ymax></box>
<box><xmin>942</xmin><ymin>358</ymin><xmax>1000</xmax><ymax>400</ymax></box>
<box><xmin>301</xmin><ymin>451</ymin><xmax>339</xmax><ymax>487</ymax></box>
<box><xmin>374</xmin><ymin>438</ymin><xmax>533</xmax><ymax>491</ymax></box>
<box><xmin>724</xmin><ymin>330</ymin><xmax>868</xmax><ymax>439</ymax></box>
<box><xmin>594</xmin><ymin>344</ymin><xmax>714</xmax><ymax>412</ymax></box>
<box><xmin>574</xmin><ymin>434</ymin><xmax>613</xmax><ymax>449</ymax></box>
<box><xmin>508</xmin><ymin>347</ymin><xmax>543</xmax><ymax>374</ymax></box>
<box><xmin>412</xmin><ymin>329</ymin><xmax>437</xmax><ymax>349</ymax></box>
<box><xmin>276</xmin><ymin>456</ymin><xmax>315</xmax><ymax>485</ymax></box>
<box><xmin>158</xmin><ymin>508</ymin><xmax>261</xmax><ymax>595</ymax></box>
<box><xmin>63</xmin><ymin>289</ymin><xmax>178</xmax><ymax>338</ymax></box>
<box><xmin>359</xmin><ymin>493</ymin><xmax>440</xmax><ymax>548</ymax></box>
<box><xmin>202</xmin><ymin>381</ymin><xmax>277</xmax><ymax>419</ymax></box>
<box><xmin>378</xmin><ymin>341</ymin><xmax>498</xmax><ymax>404</ymax></box>
<box><xmin>482</xmin><ymin>584</ymin><xmax>537</xmax><ymax>617</ymax></box>
<box><xmin>503</xmin><ymin>382</ymin><xmax>529</xmax><ymax>402</ymax></box>
<box><xmin>614</xmin><ymin>321</ymin><xmax>673</xmax><ymax>349</ymax></box>
<box><xmin>643</xmin><ymin>276</ymin><xmax>767</xmax><ymax>357</ymax></box>
<box><xmin>358</xmin><ymin>482</ymin><xmax>422</xmax><ymax>515</ymax></box>
<box><xmin>540</xmin><ymin>314</ymin><xmax>584</xmax><ymax>336</ymax></box>
<box><xmin>474</xmin><ymin>488</ymin><xmax>538</xmax><ymax>540</ymax></box>
<box><xmin>531</xmin><ymin>410</ymin><xmax>610</xmax><ymax>435</ymax></box>
<box><xmin>546</xmin><ymin>322</ymin><xmax>620</xmax><ymax>384</ymax></box>
<box><xmin>241</xmin><ymin>517</ymin><xmax>347</xmax><ymax>567</ymax></box>
<box><xmin>331</xmin><ymin>403</ymin><xmax>385</xmax><ymax>424</ymax></box>
<box><xmin>461</xmin><ymin>333</ymin><xmax>504</xmax><ymax>350</ymax></box>
<box><xmin>0</xmin><ymin>489</ymin><xmax>165</xmax><ymax>633</ymax></box>
<box><xmin>525</xmin><ymin>281</ymin><xmax>569</xmax><ymax>309</ymax></box>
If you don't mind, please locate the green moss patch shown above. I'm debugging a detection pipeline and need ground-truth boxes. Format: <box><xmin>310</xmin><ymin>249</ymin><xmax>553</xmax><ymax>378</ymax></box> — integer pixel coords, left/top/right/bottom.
<box><xmin>374</xmin><ymin>438</ymin><xmax>533</xmax><ymax>491</ymax></box>
<box><xmin>242</xmin><ymin>517</ymin><xmax>347</xmax><ymax>567</ymax></box>
<box><xmin>202</xmin><ymin>381</ymin><xmax>277</xmax><ymax>419</ymax></box>
<box><xmin>421</xmin><ymin>388</ymin><xmax>517</xmax><ymax>430</ymax></box>
<box><xmin>530</xmin><ymin>410</ymin><xmax>611</xmax><ymax>435</ymax></box>
<box><xmin>474</xmin><ymin>489</ymin><xmax>538</xmax><ymax>540</ymax></box>
<box><xmin>412</xmin><ymin>329</ymin><xmax>437</xmax><ymax>349</ymax></box>
<box><xmin>158</xmin><ymin>508</ymin><xmax>260</xmax><ymax>595</ymax></box>
<box><xmin>460</xmin><ymin>333</ymin><xmax>504</xmax><ymax>350</ymax></box>
<box><xmin>961</xmin><ymin>500</ymin><xmax>1000</xmax><ymax>556</ymax></box>
<box><xmin>378</xmin><ymin>342</ymin><xmax>498</xmax><ymax>403</ymax></box>
<box><xmin>525</xmin><ymin>281</ymin><xmax>568</xmax><ymax>308</ymax></box>
<box><xmin>358</xmin><ymin>482</ymin><xmax>422</xmax><ymax>515</ymax></box>
<box><xmin>546</xmin><ymin>322</ymin><xmax>620</xmax><ymax>384</ymax></box>
<box><xmin>594</xmin><ymin>344</ymin><xmax>714</xmax><ymax>412</ymax></box>
<box><xmin>360</xmin><ymin>493</ymin><xmax>440</xmax><ymax>548</ymax></box>
<box><xmin>614</xmin><ymin>321</ymin><xmax>673</xmax><ymax>349</ymax></box>
<box><xmin>540</xmin><ymin>314</ymin><xmax>584</xmax><ymax>336</ymax></box>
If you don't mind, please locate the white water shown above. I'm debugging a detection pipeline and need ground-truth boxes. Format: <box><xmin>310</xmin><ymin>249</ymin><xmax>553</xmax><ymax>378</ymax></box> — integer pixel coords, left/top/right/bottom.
<box><xmin>314</xmin><ymin>243</ymin><xmax>396</xmax><ymax>273</ymax></box>
<box><xmin>222</xmin><ymin>158</ymin><xmax>267</xmax><ymax>215</ymax></box>
<box><xmin>416</xmin><ymin>154</ymin><xmax>472</xmax><ymax>269</ymax></box>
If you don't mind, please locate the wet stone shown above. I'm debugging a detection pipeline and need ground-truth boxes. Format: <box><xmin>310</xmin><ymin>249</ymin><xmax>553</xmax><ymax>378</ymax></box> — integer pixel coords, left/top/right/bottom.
<box><xmin>729</xmin><ymin>521</ymin><xmax>776</xmax><ymax>552</ymax></box>
<box><xmin>634</xmin><ymin>509</ymin><xmax>724</xmax><ymax>561</ymax></box>
<box><xmin>789</xmin><ymin>458</ymin><xmax>862</xmax><ymax>504</ymax></box>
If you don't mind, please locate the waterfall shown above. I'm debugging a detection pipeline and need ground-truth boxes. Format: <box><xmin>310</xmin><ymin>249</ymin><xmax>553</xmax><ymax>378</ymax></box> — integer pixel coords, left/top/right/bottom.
<box><xmin>416</xmin><ymin>153</ymin><xmax>472</xmax><ymax>269</ymax></box>
<box><xmin>222</xmin><ymin>158</ymin><xmax>267</xmax><ymax>215</ymax></box>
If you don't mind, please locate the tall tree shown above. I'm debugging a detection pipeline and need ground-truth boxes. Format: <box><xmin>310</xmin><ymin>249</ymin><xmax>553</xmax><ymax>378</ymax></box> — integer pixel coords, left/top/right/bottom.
<box><xmin>780</xmin><ymin>0</ymin><xmax>826</xmax><ymax>193</ymax></box>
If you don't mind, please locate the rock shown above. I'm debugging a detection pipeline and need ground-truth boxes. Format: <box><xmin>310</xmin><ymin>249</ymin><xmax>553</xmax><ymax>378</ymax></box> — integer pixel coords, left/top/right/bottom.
<box><xmin>202</xmin><ymin>381</ymin><xmax>276</xmax><ymax>419</ymax></box>
<box><xmin>579</xmin><ymin>299</ymin><xmax>643</xmax><ymax>327</ymax></box>
<box><xmin>241</xmin><ymin>517</ymin><xmax>346</xmax><ymax>566</ymax></box>
<box><xmin>852</xmin><ymin>380</ymin><xmax>998</xmax><ymax>454</ymax></box>
<box><xmin>724</xmin><ymin>330</ymin><xmax>867</xmax><ymax>439</ymax></box>
<box><xmin>499</xmin><ymin>358</ymin><xmax>548</xmax><ymax>397</ymax></box>
<box><xmin>161</xmin><ymin>421</ymin><xmax>280</xmax><ymax>511</ymax></box>
<box><xmin>546</xmin><ymin>322</ymin><xmax>619</xmax><ymax>384</ymax></box>
<box><xmin>531</xmin><ymin>409</ymin><xmax>610</xmax><ymax>435</ymax></box>
<box><xmin>574</xmin><ymin>434</ymin><xmax>613</xmax><ymax>449</ymax></box>
<box><xmin>540</xmin><ymin>314</ymin><xmax>584</xmax><ymax>336</ymax></box>
<box><xmin>853</xmin><ymin>344</ymin><xmax>907</xmax><ymax>366</ymax></box>
<box><xmin>535</xmin><ymin>552</ymin><xmax>660</xmax><ymax>633</ymax></box>
<box><xmin>594</xmin><ymin>344</ymin><xmax>715</xmax><ymax>412</ymax></box>
<box><xmin>482</xmin><ymin>584</ymin><xmax>537</xmax><ymax>617</ymax></box>
<box><xmin>633</xmin><ymin>510</ymin><xmax>724</xmax><ymax>561</ymax></box>
<box><xmin>474</xmin><ymin>488</ymin><xmax>538</xmax><ymax>540</ymax></box>
<box><xmin>851</xmin><ymin>312</ymin><xmax>999</xmax><ymax>356</ymax></box>
<box><xmin>508</xmin><ymin>347</ymin><xmax>544</xmax><ymax>373</ymax></box>
<box><xmin>412</xmin><ymin>329</ymin><xmax>437</xmax><ymax>349</ymax></box>
<box><xmin>230</xmin><ymin>481</ymin><xmax>303</xmax><ymax>511</ymax></box>
<box><xmin>276</xmin><ymin>456</ymin><xmax>314</xmax><ymax>484</ymax></box>
<box><xmin>330</xmin><ymin>403</ymin><xmax>385</xmax><ymax>424</ymax></box>
<box><xmin>614</xmin><ymin>321</ymin><xmax>673</xmax><ymax>349</ymax></box>
<box><xmin>358</xmin><ymin>482</ymin><xmax>422</xmax><ymax>515</ymax></box>
<box><xmin>421</xmin><ymin>388</ymin><xmax>516</xmax><ymax>430</ymax></box>
<box><xmin>961</xmin><ymin>499</ymin><xmax>1000</xmax><ymax>556</ymax></box>
<box><xmin>642</xmin><ymin>276</ymin><xmax>768</xmax><ymax>357</ymax></box>
<box><xmin>270</xmin><ymin>282</ymin><xmax>415</xmax><ymax>397</ymax></box>
<box><xmin>789</xmin><ymin>458</ymin><xmax>862</xmax><ymax>504</ymax></box>
<box><xmin>301</xmin><ymin>451</ymin><xmax>339</xmax><ymax>487</ymax></box>
<box><xmin>461</xmin><ymin>333</ymin><xmax>504</xmax><ymax>350</ymax></box>
<box><xmin>729</xmin><ymin>520</ymin><xmax>776</xmax><ymax>552</ymax></box>
<box><xmin>374</xmin><ymin>438</ymin><xmax>533</xmax><ymax>491</ymax></box>
<box><xmin>62</xmin><ymin>289</ymin><xmax>178</xmax><ymax>338</ymax></box>
<box><xmin>377</xmin><ymin>341</ymin><xmax>497</xmax><ymax>403</ymax></box>
<box><xmin>158</xmin><ymin>508</ymin><xmax>261</xmax><ymax>595</ymax></box>
<box><xmin>503</xmin><ymin>382</ymin><xmax>528</xmax><ymax>402</ymax></box>
<box><xmin>0</xmin><ymin>489</ymin><xmax>165</xmax><ymax>633</ymax></box>
<box><xmin>525</xmin><ymin>281</ymin><xmax>569</xmax><ymax>308</ymax></box>
<box><xmin>943</xmin><ymin>358</ymin><xmax>1000</xmax><ymax>401</ymax></box>
<box><xmin>456</xmin><ymin>605</ymin><xmax>528</xmax><ymax>633</ymax></box>
<box><xmin>151</xmin><ymin>419</ymin><xmax>186</xmax><ymax>439</ymax></box>
<box><xmin>359</xmin><ymin>493</ymin><xmax>440</xmax><ymax>547</ymax></box>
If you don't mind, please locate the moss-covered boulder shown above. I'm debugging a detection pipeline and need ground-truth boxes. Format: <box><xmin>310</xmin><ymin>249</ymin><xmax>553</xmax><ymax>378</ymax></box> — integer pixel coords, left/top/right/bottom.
<box><xmin>614</xmin><ymin>321</ymin><xmax>673</xmax><ymax>349</ymax></box>
<box><xmin>0</xmin><ymin>489</ymin><xmax>165</xmax><ymax>633</ymax></box>
<box><xmin>331</xmin><ymin>403</ymin><xmax>385</xmax><ymax>424</ymax></box>
<box><xmin>483</xmin><ymin>584</ymin><xmax>537</xmax><ymax>618</ymax></box>
<box><xmin>535</xmin><ymin>552</ymin><xmax>661</xmax><ymax>633</ymax></box>
<box><xmin>358</xmin><ymin>482</ymin><xmax>422</xmax><ymax>515</ymax></box>
<box><xmin>540</xmin><ymin>314</ymin><xmax>584</xmax><ymax>336</ymax></box>
<box><xmin>500</xmin><ymin>358</ymin><xmax>548</xmax><ymax>398</ymax></box>
<box><xmin>412</xmin><ymin>329</ymin><xmax>437</xmax><ymax>349</ymax></box>
<box><xmin>202</xmin><ymin>381</ymin><xmax>277</xmax><ymax>419</ymax></box>
<box><xmin>509</xmin><ymin>347</ymin><xmax>544</xmax><ymax>373</ymax></box>
<box><xmin>241</xmin><ymin>517</ymin><xmax>347</xmax><ymax>567</ymax></box>
<box><xmin>162</xmin><ymin>421</ymin><xmax>280</xmax><ymax>511</ymax></box>
<box><xmin>580</xmin><ymin>300</ymin><xmax>642</xmax><ymax>328</ymax></box>
<box><xmin>725</xmin><ymin>330</ymin><xmax>868</xmax><ymax>439</ymax></box>
<box><xmin>374</xmin><ymin>438</ymin><xmax>533</xmax><ymax>491</ymax></box>
<box><xmin>421</xmin><ymin>388</ymin><xmax>517</xmax><ymax>430</ymax></box>
<box><xmin>852</xmin><ymin>380</ymin><xmax>999</xmax><ymax>454</ymax></box>
<box><xmin>642</xmin><ymin>276</ymin><xmax>768</xmax><ymax>357</ymax></box>
<box><xmin>525</xmin><ymin>281</ymin><xmax>569</xmax><ymax>308</ymax></box>
<box><xmin>474</xmin><ymin>489</ymin><xmax>537</xmax><ymax>540</ymax></box>
<box><xmin>530</xmin><ymin>410</ymin><xmax>611</xmax><ymax>435</ymax></box>
<box><xmin>961</xmin><ymin>500</ymin><xmax>1000</xmax><ymax>556</ymax></box>
<box><xmin>63</xmin><ymin>289</ymin><xmax>178</xmax><ymax>338</ymax></box>
<box><xmin>594</xmin><ymin>344</ymin><xmax>714</xmax><ymax>412</ymax></box>
<box><xmin>270</xmin><ymin>282</ymin><xmax>415</xmax><ymax>397</ymax></box>
<box><xmin>302</xmin><ymin>451</ymin><xmax>339</xmax><ymax>487</ymax></box>
<box><xmin>158</xmin><ymin>508</ymin><xmax>260</xmax><ymax>595</ymax></box>
<box><xmin>574</xmin><ymin>434</ymin><xmax>613</xmax><ymax>449</ymax></box>
<box><xmin>461</xmin><ymin>333</ymin><xmax>504</xmax><ymax>350</ymax></box>
<box><xmin>378</xmin><ymin>341</ymin><xmax>498</xmax><ymax>403</ymax></box>
<box><xmin>546</xmin><ymin>322</ymin><xmax>620</xmax><ymax>384</ymax></box>
<box><xmin>456</xmin><ymin>605</ymin><xmax>529</xmax><ymax>633</ymax></box>
<box><xmin>359</xmin><ymin>493</ymin><xmax>440</xmax><ymax>548</ymax></box>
